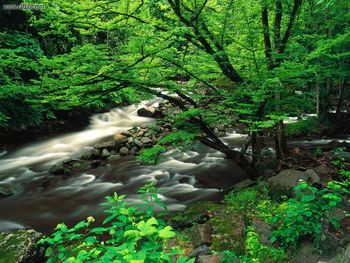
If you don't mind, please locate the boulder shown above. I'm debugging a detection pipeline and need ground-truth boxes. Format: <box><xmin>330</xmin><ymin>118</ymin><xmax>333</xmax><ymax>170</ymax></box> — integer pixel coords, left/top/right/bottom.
<box><xmin>0</xmin><ymin>183</ymin><xmax>15</xmax><ymax>198</ymax></box>
<box><xmin>233</xmin><ymin>179</ymin><xmax>255</xmax><ymax>190</ymax></box>
<box><xmin>91</xmin><ymin>160</ymin><xmax>102</xmax><ymax>168</ymax></box>
<box><xmin>113</xmin><ymin>133</ymin><xmax>128</xmax><ymax>144</ymax></box>
<box><xmin>304</xmin><ymin>169</ymin><xmax>321</xmax><ymax>184</ymax></box>
<box><xmin>49</xmin><ymin>163</ymin><xmax>66</xmax><ymax>175</ymax></box>
<box><xmin>328</xmin><ymin>242</ymin><xmax>350</xmax><ymax>263</ymax></box>
<box><xmin>81</xmin><ymin>149</ymin><xmax>100</xmax><ymax>160</ymax></box>
<box><xmin>141</xmin><ymin>137</ymin><xmax>152</xmax><ymax>144</ymax></box>
<box><xmin>137</xmin><ymin>106</ymin><xmax>157</xmax><ymax>118</ymax></box>
<box><xmin>101</xmin><ymin>149</ymin><xmax>111</xmax><ymax>159</ymax></box>
<box><xmin>71</xmin><ymin>162</ymin><xmax>90</xmax><ymax>170</ymax></box>
<box><xmin>208</xmin><ymin>212</ymin><xmax>246</xmax><ymax>253</ymax></box>
<box><xmin>169</xmin><ymin>201</ymin><xmax>221</xmax><ymax>229</ymax></box>
<box><xmin>313</xmin><ymin>165</ymin><xmax>329</xmax><ymax>176</ymax></box>
<box><xmin>268</xmin><ymin>169</ymin><xmax>320</xmax><ymax>189</ymax></box>
<box><xmin>319</xmin><ymin>229</ymin><xmax>341</xmax><ymax>256</ymax></box>
<box><xmin>295</xmin><ymin>242</ymin><xmax>327</xmax><ymax>263</ymax></box>
<box><xmin>121</xmin><ymin>130</ymin><xmax>132</xmax><ymax>137</ymax></box>
<box><xmin>94</xmin><ymin>141</ymin><xmax>115</xmax><ymax>150</ymax></box>
<box><xmin>107</xmin><ymin>155</ymin><xmax>120</xmax><ymax>161</ymax></box>
<box><xmin>119</xmin><ymin>147</ymin><xmax>129</xmax><ymax>156</ymax></box>
<box><xmin>0</xmin><ymin>229</ymin><xmax>45</xmax><ymax>263</ymax></box>
<box><xmin>190</xmin><ymin>224</ymin><xmax>213</xmax><ymax>247</ymax></box>
<box><xmin>133</xmin><ymin>139</ymin><xmax>143</xmax><ymax>147</ymax></box>
<box><xmin>251</xmin><ymin>217</ymin><xmax>272</xmax><ymax>245</ymax></box>
<box><xmin>188</xmin><ymin>245</ymin><xmax>211</xmax><ymax>258</ymax></box>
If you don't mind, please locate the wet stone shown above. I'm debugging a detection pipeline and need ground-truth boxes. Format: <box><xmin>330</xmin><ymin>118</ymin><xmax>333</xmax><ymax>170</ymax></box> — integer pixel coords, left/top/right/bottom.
<box><xmin>141</xmin><ymin>137</ymin><xmax>152</xmax><ymax>144</ymax></box>
<box><xmin>114</xmin><ymin>133</ymin><xmax>128</xmax><ymax>144</ymax></box>
<box><xmin>119</xmin><ymin>147</ymin><xmax>129</xmax><ymax>156</ymax></box>
<box><xmin>0</xmin><ymin>183</ymin><xmax>15</xmax><ymax>197</ymax></box>
<box><xmin>101</xmin><ymin>149</ymin><xmax>111</xmax><ymax>158</ymax></box>
<box><xmin>107</xmin><ymin>154</ymin><xmax>120</xmax><ymax>161</ymax></box>
<box><xmin>188</xmin><ymin>245</ymin><xmax>211</xmax><ymax>258</ymax></box>
<box><xmin>0</xmin><ymin>229</ymin><xmax>45</xmax><ymax>263</ymax></box>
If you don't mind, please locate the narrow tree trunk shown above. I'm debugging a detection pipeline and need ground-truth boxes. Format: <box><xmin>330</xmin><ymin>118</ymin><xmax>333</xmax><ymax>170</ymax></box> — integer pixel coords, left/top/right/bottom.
<box><xmin>335</xmin><ymin>79</ymin><xmax>345</xmax><ymax>118</ymax></box>
<box><xmin>251</xmin><ymin>131</ymin><xmax>264</xmax><ymax>169</ymax></box>
<box><xmin>316</xmin><ymin>81</ymin><xmax>320</xmax><ymax>118</ymax></box>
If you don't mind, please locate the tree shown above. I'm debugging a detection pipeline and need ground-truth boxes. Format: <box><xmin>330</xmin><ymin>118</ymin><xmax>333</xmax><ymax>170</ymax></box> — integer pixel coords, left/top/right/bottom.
<box><xmin>12</xmin><ymin>0</ymin><xmax>349</xmax><ymax>177</ymax></box>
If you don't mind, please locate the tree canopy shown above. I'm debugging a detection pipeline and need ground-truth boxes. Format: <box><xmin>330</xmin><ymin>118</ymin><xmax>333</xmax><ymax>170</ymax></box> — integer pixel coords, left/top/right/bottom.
<box><xmin>1</xmin><ymin>0</ymin><xmax>349</xmax><ymax>175</ymax></box>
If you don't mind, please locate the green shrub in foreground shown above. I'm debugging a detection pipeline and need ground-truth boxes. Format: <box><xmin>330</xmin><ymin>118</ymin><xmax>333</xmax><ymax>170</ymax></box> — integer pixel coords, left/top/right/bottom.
<box><xmin>220</xmin><ymin>227</ymin><xmax>286</xmax><ymax>263</ymax></box>
<box><xmin>271</xmin><ymin>181</ymin><xmax>349</xmax><ymax>249</ymax></box>
<box><xmin>39</xmin><ymin>182</ymin><xmax>194</xmax><ymax>263</ymax></box>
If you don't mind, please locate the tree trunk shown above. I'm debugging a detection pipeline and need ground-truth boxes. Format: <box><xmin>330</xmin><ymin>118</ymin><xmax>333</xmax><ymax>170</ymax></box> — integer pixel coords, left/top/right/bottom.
<box><xmin>316</xmin><ymin>80</ymin><xmax>320</xmax><ymax>118</ymax></box>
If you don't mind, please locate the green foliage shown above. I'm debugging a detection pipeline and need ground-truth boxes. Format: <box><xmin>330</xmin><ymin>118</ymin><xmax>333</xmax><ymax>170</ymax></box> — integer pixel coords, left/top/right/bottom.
<box><xmin>271</xmin><ymin>181</ymin><xmax>349</xmax><ymax>249</ymax></box>
<box><xmin>0</xmin><ymin>31</ymin><xmax>49</xmax><ymax>128</ymax></box>
<box><xmin>39</xmin><ymin>184</ymin><xmax>194</xmax><ymax>263</ymax></box>
<box><xmin>314</xmin><ymin>148</ymin><xmax>323</xmax><ymax>158</ymax></box>
<box><xmin>138</xmin><ymin>145</ymin><xmax>167</xmax><ymax>164</ymax></box>
<box><xmin>245</xmin><ymin>227</ymin><xmax>286</xmax><ymax>263</ymax></box>
<box><xmin>225</xmin><ymin>186</ymin><xmax>282</xmax><ymax>222</ymax></box>
<box><xmin>285</xmin><ymin>117</ymin><xmax>322</xmax><ymax>137</ymax></box>
<box><xmin>220</xmin><ymin>227</ymin><xmax>286</xmax><ymax>263</ymax></box>
<box><xmin>138</xmin><ymin>130</ymin><xmax>197</xmax><ymax>164</ymax></box>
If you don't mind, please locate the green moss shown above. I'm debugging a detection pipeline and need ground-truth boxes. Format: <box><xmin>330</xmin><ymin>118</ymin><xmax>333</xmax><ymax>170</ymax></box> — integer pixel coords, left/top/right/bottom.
<box><xmin>0</xmin><ymin>230</ymin><xmax>43</xmax><ymax>263</ymax></box>
<box><xmin>207</xmin><ymin>210</ymin><xmax>246</xmax><ymax>254</ymax></box>
<box><xmin>170</xmin><ymin>201</ymin><xmax>223</xmax><ymax>228</ymax></box>
<box><xmin>225</xmin><ymin>185</ymin><xmax>280</xmax><ymax>222</ymax></box>
<box><xmin>71</xmin><ymin>162</ymin><xmax>90</xmax><ymax>170</ymax></box>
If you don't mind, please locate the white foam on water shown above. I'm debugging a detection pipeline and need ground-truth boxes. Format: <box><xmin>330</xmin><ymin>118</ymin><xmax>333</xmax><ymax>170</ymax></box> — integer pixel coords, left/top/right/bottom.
<box><xmin>0</xmin><ymin>99</ymin><xmax>161</xmax><ymax>177</ymax></box>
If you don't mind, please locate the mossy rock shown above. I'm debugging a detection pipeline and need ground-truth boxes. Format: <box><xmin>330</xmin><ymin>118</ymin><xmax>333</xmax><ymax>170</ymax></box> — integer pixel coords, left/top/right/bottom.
<box><xmin>207</xmin><ymin>210</ymin><xmax>246</xmax><ymax>254</ymax></box>
<box><xmin>169</xmin><ymin>201</ymin><xmax>223</xmax><ymax>229</ymax></box>
<box><xmin>71</xmin><ymin>161</ymin><xmax>90</xmax><ymax>170</ymax></box>
<box><xmin>0</xmin><ymin>229</ymin><xmax>45</xmax><ymax>263</ymax></box>
<box><xmin>0</xmin><ymin>183</ymin><xmax>15</xmax><ymax>197</ymax></box>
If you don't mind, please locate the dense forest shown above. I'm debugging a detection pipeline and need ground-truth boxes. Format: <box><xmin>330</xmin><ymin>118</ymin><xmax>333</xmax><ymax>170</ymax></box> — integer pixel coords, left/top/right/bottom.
<box><xmin>0</xmin><ymin>0</ymin><xmax>349</xmax><ymax>262</ymax></box>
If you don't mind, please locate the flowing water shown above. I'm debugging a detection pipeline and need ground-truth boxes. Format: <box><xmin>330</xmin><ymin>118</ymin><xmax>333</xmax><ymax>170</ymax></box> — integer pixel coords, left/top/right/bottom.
<box><xmin>0</xmin><ymin>100</ymin><xmax>248</xmax><ymax>233</ymax></box>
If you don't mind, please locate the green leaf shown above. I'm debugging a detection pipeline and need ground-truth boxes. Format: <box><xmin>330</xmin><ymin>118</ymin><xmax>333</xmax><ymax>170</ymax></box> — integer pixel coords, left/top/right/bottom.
<box><xmin>158</xmin><ymin>226</ymin><xmax>176</xmax><ymax>239</ymax></box>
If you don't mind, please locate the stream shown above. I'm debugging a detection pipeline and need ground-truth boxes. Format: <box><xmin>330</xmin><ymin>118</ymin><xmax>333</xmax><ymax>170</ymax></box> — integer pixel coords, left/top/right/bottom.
<box><xmin>0</xmin><ymin>100</ymin><xmax>248</xmax><ymax>233</ymax></box>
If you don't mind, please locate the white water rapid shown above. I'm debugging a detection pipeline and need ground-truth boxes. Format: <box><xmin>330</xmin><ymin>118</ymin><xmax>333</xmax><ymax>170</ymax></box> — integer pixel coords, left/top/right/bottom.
<box><xmin>0</xmin><ymin>100</ymin><xmax>248</xmax><ymax>233</ymax></box>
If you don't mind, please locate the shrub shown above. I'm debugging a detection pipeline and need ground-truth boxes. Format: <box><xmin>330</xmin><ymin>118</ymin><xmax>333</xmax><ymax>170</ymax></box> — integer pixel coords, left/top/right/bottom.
<box><xmin>39</xmin><ymin>182</ymin><xmax>194</xmax><ymax>263</ymax></box>
<box><xmin>225</xmin><ymin>185</ymin><xmax>281</xmax><ymax>221</ymax></box>
<box><xmin>271</xmin><ymin>181</ymin><xmax>349</xmax><ymax>249</ymax></box>
<box><xmin>220</xmin><ymin>227</ymin><xmax>286</xmax><ymax>263</ymax></box>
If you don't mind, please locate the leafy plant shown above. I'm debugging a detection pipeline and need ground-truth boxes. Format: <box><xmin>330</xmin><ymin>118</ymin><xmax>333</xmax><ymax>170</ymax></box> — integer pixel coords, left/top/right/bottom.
<box><xmin>39</xmin><ymin>183</ymin><xmax>194</xmax><ymax>263</ymax></box>
<box><xmin>314</xmin><ymin>147</ymin><xmax>323</xmax><ymax>158</ymax></box>
<box><xmin>245</xmin><ymin>227</ymin><xmax>286</xmax><ymax>263</ymax></box>
<box><xmin>225</xmin><ymin>186</ymin><xmax>281</xmax><ymax>221</ymax></box>
<box><xmin>220</xmin><ymin>227</ymin><xmax>286</xmax><ymax>263</ymax></box>
<box><xmin>271</xmin><ymin>181</ymin><xmax>349</xmax><ymax>248</ymax></box>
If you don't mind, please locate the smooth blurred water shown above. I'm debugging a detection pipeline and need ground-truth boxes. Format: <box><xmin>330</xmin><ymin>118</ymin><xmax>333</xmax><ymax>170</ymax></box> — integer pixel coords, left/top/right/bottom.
<box><xmin>0</xmin><ymin>101</ymin><xmax>248</xmax><ymax>233</ymax></box>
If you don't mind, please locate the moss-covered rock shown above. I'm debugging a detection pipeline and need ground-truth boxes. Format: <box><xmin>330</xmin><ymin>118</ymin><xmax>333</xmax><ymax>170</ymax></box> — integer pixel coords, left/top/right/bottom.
<box><xmin>169</xmin><ymin>201</ymin><xmax>223</xmax><ymax>229</ymax></box>
<box><xmin>0</xmin><ymin>183</ymin><xmax>15</xmax><ymax>197</ymax></box>
<box><xmin>71</xmin><ymin>161</ymin><xmax>90</xmax><ymax>170</ymax></box>
<box><xmin>207</xmin><ymin>210</ymin><xmax>246</xmax><ymax>254</ymax></box>
<box><xmin>0</xmin><ymin>229</ymin><xmax>45</xmax><ymax>263</ymax></box>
